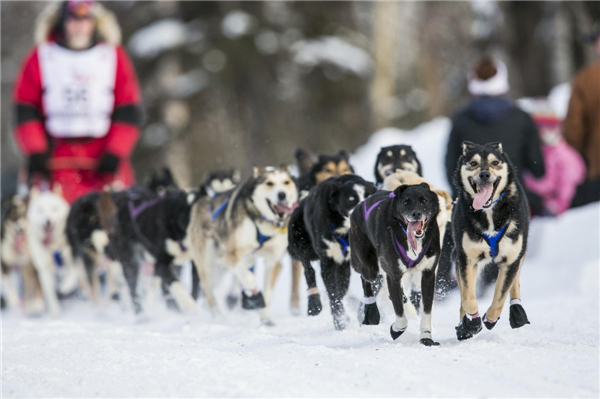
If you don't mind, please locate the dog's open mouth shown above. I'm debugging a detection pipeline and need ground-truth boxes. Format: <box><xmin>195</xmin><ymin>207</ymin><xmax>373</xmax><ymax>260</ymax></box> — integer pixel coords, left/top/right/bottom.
<box><xmin>405</xmin><ymin>218</ymin><xmax>427</xmax><ymax>251</ymax></box>
<box><xmin>267</xmin><ymin>200</ymin><xmax>296</xmax><ymax>219</ymax></box>
<box><xmin>42</xmin><ymin>225</ymin><xmax>54</xmax><ymax>247</ymax></box>
<box><xmin>469</xmin><ymin>177</ymin><xmax>501</xmax><ymax>210</ymax></box>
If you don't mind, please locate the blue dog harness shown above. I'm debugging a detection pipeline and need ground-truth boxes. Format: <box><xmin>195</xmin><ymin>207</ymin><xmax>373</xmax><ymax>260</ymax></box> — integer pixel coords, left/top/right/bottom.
<box><xmin>482</xmin><ymin>224</ymin><xmax>508</xmax><ymax>258</ymax></box>
<box><xmin>330</xmin><ymin>223</ymin><xmax>349</xmax><ymax>256</ymax></box>
<box><xmin>209</xmin><ymin>199</ymin><xmax>275</xmax><ymax>249</ymax></box>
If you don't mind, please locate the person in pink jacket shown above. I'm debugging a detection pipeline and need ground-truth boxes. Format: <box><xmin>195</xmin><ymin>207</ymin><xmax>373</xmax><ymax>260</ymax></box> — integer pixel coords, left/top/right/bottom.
<box><xmin>523</xmin><ymin>102</ymin><xmax>586</xmax><ymax>216</ymax></box>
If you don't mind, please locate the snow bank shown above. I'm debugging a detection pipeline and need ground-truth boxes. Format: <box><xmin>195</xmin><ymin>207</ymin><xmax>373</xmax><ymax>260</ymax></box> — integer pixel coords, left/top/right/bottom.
<box><xmin>291</xmin><ymin>36</ymin><xmax>373</xmax><ymax>77</ymax></box>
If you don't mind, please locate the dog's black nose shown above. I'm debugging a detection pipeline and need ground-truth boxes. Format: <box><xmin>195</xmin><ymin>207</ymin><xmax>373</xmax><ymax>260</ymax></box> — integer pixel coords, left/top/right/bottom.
<box><xmin>479</xmin><ymin>171</ymin><xmax>491</xmax><ymax>182</ymax></box>
<box><xmin>411</xmin><ymin>210</ymin><xmax>422</xmax><ymax>220</ymax></box>
<box><xmin>278</xmin><ymin>192</ymin><xmax>286</xmax><ymax>201</ymax></box>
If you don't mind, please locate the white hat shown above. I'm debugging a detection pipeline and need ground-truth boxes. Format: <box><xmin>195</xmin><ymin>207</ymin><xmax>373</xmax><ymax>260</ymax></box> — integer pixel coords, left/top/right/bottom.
<box><xmin>468</xmin><ymin>59</ymin><xmax>509</xmax><ymax>96</ymax></box>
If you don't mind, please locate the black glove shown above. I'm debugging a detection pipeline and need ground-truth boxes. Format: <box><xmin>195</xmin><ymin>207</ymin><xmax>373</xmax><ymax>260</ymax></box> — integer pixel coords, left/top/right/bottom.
<box><xmin>28</xmin><ymin>153</ymin><xmax>49</xmax><ymax>177</ymax></box>
<box><xmin>97</xmin><ymin>153</ymin><xmax>120</xmax><ymax>174</ymax></box>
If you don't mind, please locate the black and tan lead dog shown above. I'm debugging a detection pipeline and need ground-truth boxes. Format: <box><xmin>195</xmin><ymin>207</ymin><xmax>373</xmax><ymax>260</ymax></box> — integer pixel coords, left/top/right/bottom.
<box><xmin>452</xmin><ymin>141</ymin><xmax>530</xmax><ymax>341</ymax></box>
<box><xmin>350</xmin><ymin>183</ymin><xmax>441</xmax><ymax>345</ymax></box>
<box><xmin>374</xmin><ymin>145</ymin><xmax>423</xmax><ymax>185</ymax></box>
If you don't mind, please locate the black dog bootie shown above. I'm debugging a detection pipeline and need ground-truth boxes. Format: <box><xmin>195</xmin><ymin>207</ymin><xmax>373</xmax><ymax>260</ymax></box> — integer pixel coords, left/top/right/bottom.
<box><xmin>509</xmin><ymin>300</ymin><xmax>530</xmax><ymax>329</ymax></box>
<box><xmin>455</xmin><ymin>312</ymin><xmax>482</xmax><ymax>341</ymax></box>
<box><xmin>242</xmin><ymin>291</ymin><xmax>265</xmax><ymax>310</ymax></box>
<box><xmin>307</xmin><ymin>293</ymin><xmax>322</xmax><ymax>316</ymax></box>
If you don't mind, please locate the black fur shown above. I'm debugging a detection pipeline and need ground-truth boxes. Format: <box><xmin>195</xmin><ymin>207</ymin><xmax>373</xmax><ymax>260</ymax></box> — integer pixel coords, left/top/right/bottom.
<box><xmin>288</xmin><ymin>175</ymin><xmax>375</xmax><ymax>329</ymax></box>
<box><xmin>198</xmin><ymin>169</ymin><xmax>240</xmax><ymax>198</ymax></box>
<box><xmin>147</xmin><ymin>167</ymin><xmax>178</xmax><ymax>193</ymax></box>
<box><xmin>374</xmin><ymin>145</ymin><xmax>423</xmax><ymax>184</ymax></box>
<box><xmin>350</xmin><ymin>183</ymin><xmax>441</xmax><ymax>344</ymax></box>
<box><xmin>67</xmin><ymin>187</ymin><xmax>197</xmax><ymax>314</ymax></box>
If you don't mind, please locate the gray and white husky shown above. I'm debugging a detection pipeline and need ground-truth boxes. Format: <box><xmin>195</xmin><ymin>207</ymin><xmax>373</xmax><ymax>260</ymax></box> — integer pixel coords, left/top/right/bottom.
<box><xmin>188</xmin><ymin>166</ymin><xmax>298</xmax><ymax>324</ymax></box>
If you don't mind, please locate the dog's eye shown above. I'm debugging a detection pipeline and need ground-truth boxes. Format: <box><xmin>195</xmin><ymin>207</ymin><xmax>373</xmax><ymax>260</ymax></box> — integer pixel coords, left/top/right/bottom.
<box><xmin>349</xmin><ymin>196</ymin><xmax>355</xmax><ymax>202</ymax></box>
<box><xmin>470</xmin><ymin>161</ymin><xmax>478</xmax><ymax>167</ymax></box>
<box><xmin>266</xmin><ymin>182</ymin><xmax>274</xmax><ymax>187</ymax></box>
<box><xmin>421</xmin><ymin>198</ymin><xmax>428</xmax><ymax>204</ymax></box>
<box><xmin>283</xmin><ymin>180</ymin><xmax>291</xmax><ymax>185</ymax></box>
<box><xmin>403</xmin><ymin>200</ymin><xmax>409</xmax><ymax>206</ymax></box>
<box><xmin>492</xmin><ymin>160</ymin><xmax>500</xmax><ymax>166</ymax></box>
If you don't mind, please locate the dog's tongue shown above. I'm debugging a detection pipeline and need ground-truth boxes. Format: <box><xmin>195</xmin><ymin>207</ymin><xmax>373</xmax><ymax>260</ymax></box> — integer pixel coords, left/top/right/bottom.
<box><xmin>473</xmin><ymin>184</ymin><xmax>493</xmax><ymax>210</ymax></box>
<box><xmin>406</xmin><ymin>222</ymin><xmax>420</xmax><ymax>251</ymax></box>
<box><xmin>42</xmin><ymin>231</ymin><xmax>52</xmax><ymax>247</ymax></box>
<box><xmin>275</xmin><ymin>203</ymin><xmax>293</xmax><ymax>215</ymax></box>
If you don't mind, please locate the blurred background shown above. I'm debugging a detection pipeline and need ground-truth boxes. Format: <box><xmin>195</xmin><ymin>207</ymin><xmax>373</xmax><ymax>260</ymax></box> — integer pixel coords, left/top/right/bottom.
<box><xmin>2</xmin><ymin>1</ymin><xmax>600</xmax><ymax>192</ymax></box>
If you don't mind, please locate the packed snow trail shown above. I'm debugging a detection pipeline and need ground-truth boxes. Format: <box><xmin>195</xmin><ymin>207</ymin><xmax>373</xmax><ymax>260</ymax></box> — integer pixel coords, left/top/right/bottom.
<box><xmin>2</xmin><ymin>202</ymin><xmax>598</xmax><ymax>398</ymax></box>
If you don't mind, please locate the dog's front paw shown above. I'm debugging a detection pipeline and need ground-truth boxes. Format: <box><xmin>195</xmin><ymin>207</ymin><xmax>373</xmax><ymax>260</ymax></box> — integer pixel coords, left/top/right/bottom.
<box><xmin>242</xmin><ymin>291</ymin><xmax>265</xmax><ymax>310</ymax></box>
<box><xmin>509</xmin><ymin>302</ymin><xmax>530</xmax><ymax>329</ymax></box>
<box><xmin>420</xmin><ymin>338</ymin><xmax>440</xmax><ymax>346</ymax></box>
<box><xmin>307</xmin><ymin>293</ymin><xmax>322</xmax><ymax>316</ymax></box>
<box><xmin>362</xmin><ymin>303</ymin><xmax>380</xmax><ymax>325</ymax></box>
<box><xmin>455</xmin><ymin>313</ymin><xmax>482</xmax><ymax>341</ymax></box>
<box><xmin>333</xmin><ymin>313</ymin><xmax>350</xmax><ymax>330</ymax></box>
<box><xmin>483</xmin><ymin>313</ymin><xmax>499</xmax><ymax>330</ymax></box>
<box><xmin>390</xmin><ymin>324</ymin><xmax>406</xmax><ymax>340</ymax></box>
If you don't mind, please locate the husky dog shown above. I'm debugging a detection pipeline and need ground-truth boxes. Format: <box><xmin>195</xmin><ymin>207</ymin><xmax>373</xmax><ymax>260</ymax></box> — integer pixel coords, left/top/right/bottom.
<box><xmin>27</xmin><ymin>185</ymin><xmax>79</xmax><ymax>315</ymax></box>
<box><xmin>1</xmin><ymin>195</ymin><xmax>44</xmax><ymax>314</ymax></box>
<box><xmin>374</xmin><ymin>145</ymin><xmax>423</xmax><ymax>185</ymax></box>
<box><xmin>452</xmin><ymin>141</ymin><xmax>530</xmax><ymax>341</ymax></box>
<box><xmin>350</xmin><ymin>183</ymin><xmax>442</xmax><ymax>345</ymax></box>
<box><xmin>188</xmin><ymin>166</ymin><xmax>298</xmax><ymax>324</ymax></box>
<box><xmin>199</xmin><ymin>170</ymin><xmax>241</xmax><ymax>198</ymax></box>
<box><xmin>288</xmin><ymin>175</ymin><xmax>376</xmax><ymax>329</ymax></box>
<box><xmin>295</xmin><ymin>149</ymin><xmax>354</xmax><ymax>198</ymax></box>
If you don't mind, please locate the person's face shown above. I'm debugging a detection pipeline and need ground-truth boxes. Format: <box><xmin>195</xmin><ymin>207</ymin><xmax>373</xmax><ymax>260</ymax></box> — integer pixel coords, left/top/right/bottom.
<box><xmin>64</xmin><ymin>16</ymin><xmax>95</xmax><ymax>50</ymax></box>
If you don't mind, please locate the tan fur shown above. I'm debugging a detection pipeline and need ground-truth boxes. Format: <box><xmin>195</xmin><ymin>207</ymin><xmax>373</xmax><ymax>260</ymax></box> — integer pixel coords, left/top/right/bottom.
<box><xmin>35</xmin><ymin>2</ymin><xmax>121</xmax><ymax>45</ymax></box>
<box><xmin>314</xmin><ymin>161</ymin><xmax>353</xmax><ymax>183</ymax></box>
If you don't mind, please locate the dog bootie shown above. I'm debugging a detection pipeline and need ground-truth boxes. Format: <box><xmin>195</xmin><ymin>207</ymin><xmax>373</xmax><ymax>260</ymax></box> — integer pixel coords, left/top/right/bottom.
<box><xmin>420</xmin><ymin>338</ymin><xmax>440</xmax><ymax>346</ymax></box>
<box><xmin>483</xmin><ymin>313</ymin><xmax>499</xmax><ymax>330</ymax></box>
<box><xmin>390</xmin><ymin>324</ymin><xmax>407</xmax><ymax>340</ymax></box>
<box><xmin>242</xmin><ymin>291</ymin><xmax>265</xmax><ymax>310</ymax></box>
<box><xmin>509</xmin><ymin>300</ymin><xmax>530</xmax><ymax>329</ymax></box>
<box><xmin>362</xmin><ymin>302</ymin><xmax>380</xmax><ymax>325</ymax></box>
<box><xmin>307</xmin><ymin>293</ymin><xmax>322</xmax><ymax>316</ymax></box>
<box><xmin>455</xmin><ymin>312</ymin><xmax>482</xmax><ymax>341</ymax></box>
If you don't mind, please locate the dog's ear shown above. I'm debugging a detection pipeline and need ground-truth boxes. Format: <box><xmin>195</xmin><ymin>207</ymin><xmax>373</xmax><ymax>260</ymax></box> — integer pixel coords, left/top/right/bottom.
<box><xmin>462</xmin><ymin>141</ymin><xmax>477</xmax><ymax>155</ymax></box>
<box><xmin>393</xmin><ymin>184</ymin><xmax>410</xmax><ymax>199</ymax></box>
<box><xmin>52</xmin><ymin>182</ymin><xmax>63</xmax><ymax>196</ymax></box>
<box><xmin>338</xmin><ymin>150</ymin><xmax>350</xmax><ymax>161</ymax></box>
<box><xmin>253</xmin><ymin>167</ymin><xmax>265</xmax><ymax>178</ymax></box>
<box><xmin>163</xmin><ymin>167</ymin><xmax>174</xmax><ymax>181</ymax></box>
<box><xmin>294</xmin><ymin>148</ymin><xmax>317</xmax><ymax>173</ymax></box>
<box><xmin>279</xmin><ymin>164</ymin><xmax>290</xmax><ymax>173</ymax></box>
<box><xmin>418</xmin><ymin>182</ymin><xmax>430</xmax><ymax>191</ymax></box>
<box><xmin>232</xmin><ymin>169</ymin><xmax>241</xmax><ymax>183</ymax></box>
<box><xmin>485</xmin><ymin>142</ymin><xmax>503</xmax><ymax>154</ymax></box>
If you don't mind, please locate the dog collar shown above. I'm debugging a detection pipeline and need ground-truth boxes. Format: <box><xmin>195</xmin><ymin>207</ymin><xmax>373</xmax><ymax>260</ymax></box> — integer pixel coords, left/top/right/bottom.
<box><xmin>363</xmin><ymin>191</ymin><xmax>396</xmax><ymax>220</ymax></box>
<box><xmin>210</xmin><ymin>200</ymin><xmax>228</xmax><ymax>221</ymax></box>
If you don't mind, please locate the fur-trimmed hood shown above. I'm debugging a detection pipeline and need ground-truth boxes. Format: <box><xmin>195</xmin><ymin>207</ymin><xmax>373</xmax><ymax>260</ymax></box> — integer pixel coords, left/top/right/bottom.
<box><xmin>34</xmin><ymin>2</ymin><xmax>121</xmax><ymax>45</ymax></box>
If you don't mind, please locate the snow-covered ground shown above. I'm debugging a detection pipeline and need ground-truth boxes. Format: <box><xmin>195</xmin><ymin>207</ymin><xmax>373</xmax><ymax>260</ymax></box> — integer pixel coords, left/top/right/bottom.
<box><xmin>2</xmin><ymin>118</ymin><xmax>599</xmax><ymax>397</ymax></box>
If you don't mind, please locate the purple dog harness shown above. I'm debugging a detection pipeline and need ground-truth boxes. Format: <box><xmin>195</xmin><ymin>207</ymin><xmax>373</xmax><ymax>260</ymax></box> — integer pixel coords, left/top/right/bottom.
<box><xmin>362</xmin><ymin>191</ymin><xmax>430</xmax><ymax>269</ymax></box>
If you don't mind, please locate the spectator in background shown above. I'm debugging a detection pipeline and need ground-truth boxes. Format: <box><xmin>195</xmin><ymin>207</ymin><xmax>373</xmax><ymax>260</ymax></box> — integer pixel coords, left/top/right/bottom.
<box><xmin>13</xmin><ymin>1</ymin><xmax>142</xmax><ymax>203</ymax></box>
<box><xmin>522</xmin><ymin>100</ymin><xmax>586</xmax><ymax>216</ymax></box>
<box><xmin>444</xmin><ymin>56</ymin><xmax>545</xmax><ymax>214</ymax></box>
<box><xmin>563</xmin><ymin>23</ymin><xmax>600</xmax><ymax>208</ymax></box>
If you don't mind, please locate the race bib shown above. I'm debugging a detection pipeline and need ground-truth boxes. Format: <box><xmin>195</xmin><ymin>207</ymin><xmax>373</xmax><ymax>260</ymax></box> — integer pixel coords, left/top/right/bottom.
<box><xmin>38</xmin><ymin>42</ymin><xmax>116</xmax><ymax>138</ymax></box>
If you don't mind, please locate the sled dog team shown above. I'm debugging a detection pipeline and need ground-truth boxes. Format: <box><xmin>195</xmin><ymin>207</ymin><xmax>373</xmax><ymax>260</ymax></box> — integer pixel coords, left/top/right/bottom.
<box><xmin>1</xmin><ymin>141</ymin><xmax>530</xmax><ymax>345</ymax></box>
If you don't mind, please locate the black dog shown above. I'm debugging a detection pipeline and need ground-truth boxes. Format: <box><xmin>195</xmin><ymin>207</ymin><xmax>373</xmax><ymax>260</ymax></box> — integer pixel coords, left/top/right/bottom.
<box><xmin>452</xmin><ymin>141</ymin><xmax>530</xmax><ymax>341</ymax></box>
<box><xmin>374</xmin><ymin>145</ymin><xmax>423</xmax><ymax>185</ymax></box>
<box><xmin>67</xmin><ymin>186</ymin><xmax>198</xmax><ymax>314</ymax></box>
<box><xmin>147</xmin><ymin>167</ymin><xmax>178</xmax><ymax>193</ymax></box>
<box><xmin>350</xmin><ymin>183</ymin><xmax>441</xmax><ymax>345</ymax></box>
<box><xmin>288</xmin><ymin>174</ymin><xmax>376</xmax><ymax>329</ymax></box>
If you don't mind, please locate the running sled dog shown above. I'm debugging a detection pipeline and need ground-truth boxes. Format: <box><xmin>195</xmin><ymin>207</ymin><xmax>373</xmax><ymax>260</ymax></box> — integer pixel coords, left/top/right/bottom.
<box><xmin>452</xmin><ymin>141</ymin><xmax>530</xmax><ymax>341</ymax></box>
<box><xmin>188</xmin><ymin>166</ymin><xmax>298</xmax><ymax>324</ymax></box>
<box><xmin>350</xmin><ymin>183</ymin><xmax>442</xmax><ymax>345</ymax></box>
